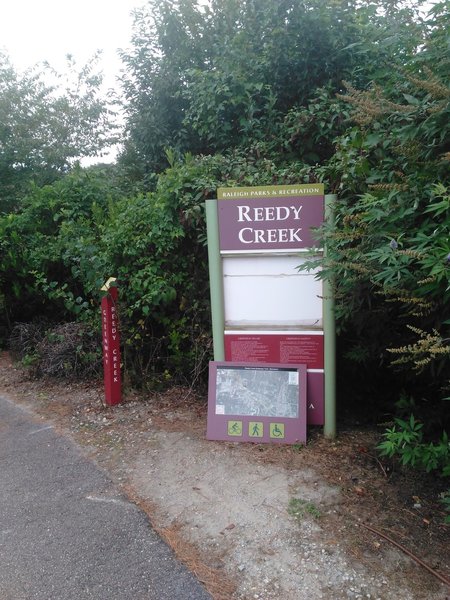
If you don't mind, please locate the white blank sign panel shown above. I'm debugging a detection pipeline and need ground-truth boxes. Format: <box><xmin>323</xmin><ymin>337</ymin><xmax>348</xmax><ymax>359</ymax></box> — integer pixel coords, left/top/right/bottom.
<box><xmin>222</xmin><ymin>255</ymin><xmax>322</xmax><ymax>329</ymax></box>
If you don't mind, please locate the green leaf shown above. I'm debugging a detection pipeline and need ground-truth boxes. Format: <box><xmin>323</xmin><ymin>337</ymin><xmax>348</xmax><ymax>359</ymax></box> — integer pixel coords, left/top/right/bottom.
<box><xmin>402</xmin><ymin>93</ymin><xmax>420</xmax><ymax>106</ymax></box>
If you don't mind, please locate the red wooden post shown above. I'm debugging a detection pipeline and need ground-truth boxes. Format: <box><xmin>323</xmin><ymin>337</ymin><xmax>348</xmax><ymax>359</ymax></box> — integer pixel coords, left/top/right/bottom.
<box><xmin>101</xmin><ymin>283</ymin><xmax>122</xmax><ymax>405</ymax></box>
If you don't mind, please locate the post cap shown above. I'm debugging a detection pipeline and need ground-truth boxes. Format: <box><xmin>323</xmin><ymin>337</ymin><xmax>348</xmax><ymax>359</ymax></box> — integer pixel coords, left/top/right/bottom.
<box><xmin>101</xmin><ymin>277</ymin><xmax>117</xmax><ymax>291</ymax></box>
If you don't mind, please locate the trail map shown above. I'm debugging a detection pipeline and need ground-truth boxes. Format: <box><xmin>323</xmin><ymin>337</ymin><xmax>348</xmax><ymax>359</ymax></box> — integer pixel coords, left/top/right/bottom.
<box><xmin>215</xmin><ymin>366</ymin><xmax>299</xmax><ymax>418</ymax></box>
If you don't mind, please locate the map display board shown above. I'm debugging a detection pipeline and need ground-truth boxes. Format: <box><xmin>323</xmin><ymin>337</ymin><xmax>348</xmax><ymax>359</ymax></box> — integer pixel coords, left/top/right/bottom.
<box><xmin>207</xmin><ymin>362</ymin><xmax>307</xmax><ymax>444</ymax></box>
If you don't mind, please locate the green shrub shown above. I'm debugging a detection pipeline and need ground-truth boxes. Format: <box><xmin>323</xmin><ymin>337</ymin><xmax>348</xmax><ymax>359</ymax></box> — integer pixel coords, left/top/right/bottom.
<box><xmin>9</xmin><ymin>322</ymin><xmax>101</xmax><ymax>379</ymax></box>
<box><xmin>378</xmin><ymin>415</ymin><xmax>449</xmax><ymax>476</ymax></box>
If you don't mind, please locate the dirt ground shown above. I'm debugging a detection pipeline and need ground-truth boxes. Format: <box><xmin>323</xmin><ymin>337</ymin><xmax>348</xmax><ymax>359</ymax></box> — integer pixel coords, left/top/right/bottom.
<box><xmin>0</xmin><ymin>351</ymin><xmax>449</xmax><ymax>600</ymax></box>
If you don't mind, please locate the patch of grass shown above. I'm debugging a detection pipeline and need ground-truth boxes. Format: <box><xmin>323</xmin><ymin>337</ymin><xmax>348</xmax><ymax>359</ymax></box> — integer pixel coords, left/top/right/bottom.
<box><xmin>291</xmin><ymin>443</ymin><xmax>304</xmax><ymax>453</ymax></box>
<box><xmin>288</xmin><ymin>497</ymin><xmax>321</xmax><ymax>520</ymax></box>
<box><xmin>21</xmin><ymin>352</ymin><xmax>39</xmax><ymax>368</ymax></box>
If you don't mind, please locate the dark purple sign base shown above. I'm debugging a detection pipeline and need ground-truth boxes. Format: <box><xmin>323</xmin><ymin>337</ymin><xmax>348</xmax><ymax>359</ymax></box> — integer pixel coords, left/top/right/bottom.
<box><xmin>307</xmin><ymin>371</ymin><xmax>324</xmax><ymax>426</ymax></box>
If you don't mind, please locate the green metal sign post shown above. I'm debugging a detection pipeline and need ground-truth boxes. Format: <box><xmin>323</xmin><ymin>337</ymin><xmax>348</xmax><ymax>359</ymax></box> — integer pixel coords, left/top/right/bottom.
<box><xmin>323</xmin><ymin>194</ymin><xmax>337</xmax><ymax>438</ymax></box>
<box><xmin>205</xmin><ymin>199</ymin><xmax>225</xmax><ymax>361</ymax></box>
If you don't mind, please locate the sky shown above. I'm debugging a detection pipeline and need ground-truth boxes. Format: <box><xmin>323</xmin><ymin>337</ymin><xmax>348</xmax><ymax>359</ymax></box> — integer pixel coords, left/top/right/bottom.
<box><xmin>0</xmin><ymin>0</ymin><xmax>147</xmax><ymax>87</ymax></box>
<box><xmin>1</xmin><ymin>0</ymin><xmax>149</xmax><ymax>162</ymax></box>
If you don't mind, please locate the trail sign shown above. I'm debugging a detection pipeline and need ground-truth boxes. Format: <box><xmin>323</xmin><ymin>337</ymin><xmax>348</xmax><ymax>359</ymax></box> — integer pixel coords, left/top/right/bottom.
<box><xmin>101</xmin><ymin>278</ymin><xmax>121</xmax><ymax>406</ymax></box>
<box><xmin>205</xmin><ymin>185</ymin><xmax>337</xmax><ymax>438</ymax></box>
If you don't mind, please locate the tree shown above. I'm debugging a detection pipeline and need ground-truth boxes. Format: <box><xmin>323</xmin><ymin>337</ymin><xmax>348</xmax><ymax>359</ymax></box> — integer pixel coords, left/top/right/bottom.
<box><xmin>0</xmin><ymin>52</ymin><xmax>118</xmax><ymax>212</ymax></box>
<box><xmin>119</xmin><ymin>0</ymin><xmax>430</xmax><ymax>179</ymax></box>
<box><xmin>119</xmin><ymin>0</ymin><xmax>350</xmax><ymax>175</ymax></box>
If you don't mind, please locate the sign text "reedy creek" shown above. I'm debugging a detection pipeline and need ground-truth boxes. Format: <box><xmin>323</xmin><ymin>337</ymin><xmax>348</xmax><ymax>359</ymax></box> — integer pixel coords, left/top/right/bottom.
<box><xmin>237</xmin><ymin>204</ymin><xmax>303</xmax><ymax>244</ymax></box>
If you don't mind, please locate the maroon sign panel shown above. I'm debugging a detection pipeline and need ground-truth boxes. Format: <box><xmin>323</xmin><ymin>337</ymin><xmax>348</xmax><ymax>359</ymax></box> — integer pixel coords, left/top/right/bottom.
<box><xmin>101</xmin><ymin>286</ymin><xmax>122</xmax><ymax>406</ymax></box>
<box><xmin>224</xmin><ymin>333</ymin><xmax>324</xmax><ymax>425</ymax></box>
<box><xmin>218</xmin><ymin>195</ymin><xmax>324</xmax><ymax>252</ymax></box>
<box><xmin>224</xmin><ymin>333</ymin><xmax>324</xmax><ymax>369</ymax></box>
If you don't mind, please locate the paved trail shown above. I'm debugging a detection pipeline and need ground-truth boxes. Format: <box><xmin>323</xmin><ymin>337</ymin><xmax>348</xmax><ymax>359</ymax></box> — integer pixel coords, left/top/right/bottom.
<box><xmin>0</xmin><ymin>395</ymin><xmax>212</xmax><ymax>600</ymax></box>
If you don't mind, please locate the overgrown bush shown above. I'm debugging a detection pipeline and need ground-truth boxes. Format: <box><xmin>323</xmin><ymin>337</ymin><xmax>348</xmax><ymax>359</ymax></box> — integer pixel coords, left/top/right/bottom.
<box><xmin>9</xmin><ymin>321</ymin><xmax>49</xmax><ymax>362</ymax></box>
<box><xmin>1</xmin><ymin>150</ymin><xmax>312</xmax><ymax>387</ymax></box>
<box><xmin>35</xmin><ymin>323</ymin><xmax>102</xmax><ymax>379</ymax></box>
<box><xmin>302</xmin><ymin>3</ymin><xmax>450</xmax><ymax>474</ymax></box>
<box><xmin>119</xmin><ymin>0</ymin><xmax>411</xmax><ymax>176</ymax></box>
<box><xmin>9</xmin><ymin>322</ymin><xmax>101</xmax><ymax>379</ymax></box>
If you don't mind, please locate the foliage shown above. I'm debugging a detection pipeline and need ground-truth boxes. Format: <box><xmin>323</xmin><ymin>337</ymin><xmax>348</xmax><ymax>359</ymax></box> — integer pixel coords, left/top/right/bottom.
<box><xmin>378</xmin><ymin>415</ymin><xmax>450</xmax><ymax>476</ymax></box>
<box><xmin>119</xmin><ymin>0</ymin><xmax>418</xmax><ymax>177</ymax></box>
<box><xmin>1</xmin><ymin>149</ymin><xmax>310</xmax><ymax>384</ymax></box>
<box><xmin>9</xmin><ymin>321</ymin><xmax>49</xmax><ymax>362</ymax></box>
<box><xmin>0</xmin><ymin>51</ymin><xmax>118</xmax><ymax>211</ymax></box>
<box><xmin>378</xmin><ymin>410</ymin><xmax>450</xmax><ymax>523</ymax></box>
<box><xmin>0</xmin><ymin>167</ymin><xmax>121</xmax><ymax>334</ymax></box>
<box><xmin>288</xmin><ymin>497</ymin><xmax>321</xmax><ymax>520</ymax></box>
<box><xmin>9</xmin><ymin>321</ymin><xmax>102</xmax><ymax>379</ymax></box>
<box><xmin>299</xmin><ymin>2</ymin><xmax>450</xmax><ymax>468</ymax></box>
